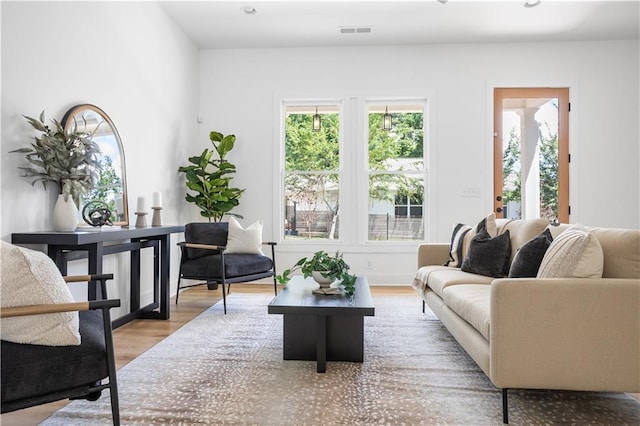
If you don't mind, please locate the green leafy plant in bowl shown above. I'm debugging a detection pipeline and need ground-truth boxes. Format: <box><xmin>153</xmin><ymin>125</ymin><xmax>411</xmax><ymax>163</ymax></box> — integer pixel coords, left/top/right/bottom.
<box><xmin>276</xmin><ymin>250</ymin><xmax>357</xmax><ymax>297</ymax></box>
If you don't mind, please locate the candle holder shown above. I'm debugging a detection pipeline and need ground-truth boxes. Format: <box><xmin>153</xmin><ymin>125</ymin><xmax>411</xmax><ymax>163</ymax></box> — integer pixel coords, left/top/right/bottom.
<box><xmin>151</xmin><ymin>207</ymin><xmax>163</xmax><ymax>227</ymax></box>
<box><xmin>135</xmin><ymin>212</ymin><xmax>148</xmax><ymax>228</ymax></box>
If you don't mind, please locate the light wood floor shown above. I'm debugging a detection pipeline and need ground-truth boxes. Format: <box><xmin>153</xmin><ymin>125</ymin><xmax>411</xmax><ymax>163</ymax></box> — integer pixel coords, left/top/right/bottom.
<box><xmin>3</xmin><ymin>284</ymin><xmax>638</xmax><ymax>424</ymax></box>
<box><xmin>1</xmin><ymin>284</ymin><xmax>414</xmax><ymax>425</ymax></box>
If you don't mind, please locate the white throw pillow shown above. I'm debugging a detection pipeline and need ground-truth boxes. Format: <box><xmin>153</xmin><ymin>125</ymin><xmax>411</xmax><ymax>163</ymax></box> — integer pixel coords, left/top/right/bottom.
<box><xmin>225</xmin><ymin>217</ymin><xmax>264</xmax><ymax>254</ymax></box>
<box><xmin>536</xmin><ymin>228</ymin><xmax>604</xmax><ymax>278</ymax></box>
<box><xmin>0</xmin><ymin>241</ymin><xmax>81</xmax><ymax>346</ymax></box>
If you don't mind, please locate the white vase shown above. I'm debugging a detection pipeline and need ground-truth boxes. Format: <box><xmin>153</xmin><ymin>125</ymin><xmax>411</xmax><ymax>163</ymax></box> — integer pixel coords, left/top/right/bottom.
<box><xmin>312</xmin><ymin>271</ymin><xmax>335</xmax><ymax>288</ymax></box>
<box><xmin>52</xmin><ymin>194</ymin><xmax>79</xmax><ymax>232</ymax></box>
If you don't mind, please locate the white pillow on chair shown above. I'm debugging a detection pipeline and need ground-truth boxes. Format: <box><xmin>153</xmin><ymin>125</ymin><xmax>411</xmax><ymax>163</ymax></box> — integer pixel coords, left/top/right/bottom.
<box><xmin>0</xmin><ymin>241</ymin><xmax>81</xmax><ymax>346</ymax></box>
<box><xmin>225</xmin><ymin>217</ymin><xmax>264</xmax><ymax>255</ymax></box>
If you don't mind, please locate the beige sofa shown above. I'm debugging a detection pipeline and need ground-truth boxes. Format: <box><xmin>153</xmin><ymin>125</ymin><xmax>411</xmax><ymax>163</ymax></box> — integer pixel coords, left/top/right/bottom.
<box><xmin>412</xmin><ymin>218</ymin><xmax>640</xmax><ymax>423</ymax></box>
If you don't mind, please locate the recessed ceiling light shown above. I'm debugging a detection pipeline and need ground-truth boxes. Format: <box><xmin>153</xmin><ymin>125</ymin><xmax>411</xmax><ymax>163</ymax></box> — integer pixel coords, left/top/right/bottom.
<box><xmin>524</xmin><ymin>0</ymin><xmax>541</xmax><ymax>8</ymax></box>
<box><xmin>241</xmin><ymin>6</ymin><xmax>257</xmax><ymax>15</ymax></box>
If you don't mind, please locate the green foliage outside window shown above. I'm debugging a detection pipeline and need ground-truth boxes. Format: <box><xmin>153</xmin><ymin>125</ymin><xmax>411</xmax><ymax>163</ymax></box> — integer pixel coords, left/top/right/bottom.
<box><xmin>284</xmin><ymin>107</ymin><xmax>425</xmax><ymax>240</ymax></box>
<box><xmin>502</xmin><ymin>122</ymin><xmax>559</xmax><ymax>219</ymax></box>
<box><xmin>86</xmin><ymin>156</ymin><xmax>122</xmax><ymax>222</ymax></box>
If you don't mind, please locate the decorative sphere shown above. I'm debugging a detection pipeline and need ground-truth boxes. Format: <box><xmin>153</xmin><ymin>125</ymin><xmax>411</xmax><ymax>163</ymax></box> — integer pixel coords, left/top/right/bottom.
<box><xmin>82</xmin><ymin>201</ymin><xmax>113</xmax><ymax>227</ymax></box>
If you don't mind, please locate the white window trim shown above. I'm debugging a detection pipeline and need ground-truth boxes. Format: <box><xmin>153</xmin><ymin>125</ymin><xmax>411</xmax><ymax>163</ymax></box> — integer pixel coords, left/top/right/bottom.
<box><xmin>273</xmin><ymin>92</ymin><xmax>436</xmax><ymax>250</ymax></box>
<box><xmin>275</xmin><ymin>97</ymin><xmax>345</xmax><ymax>246</ymax></box>
<box><xmin>361</xmin><ymin>97</ymin><xmax>431</xmax><ymax>244</ymax></box>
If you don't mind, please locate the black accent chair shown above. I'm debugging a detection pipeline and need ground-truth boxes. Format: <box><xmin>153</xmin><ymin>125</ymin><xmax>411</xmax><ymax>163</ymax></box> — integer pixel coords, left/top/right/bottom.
<box><xmin>176</xmin><ymin>222</ymin><xmax>278</xmax><ymax>313</ymax></box>
<box><xmin>1</xmin><ymin>274</ymin><xmax>121</xmax><ymax>425</ymax></box>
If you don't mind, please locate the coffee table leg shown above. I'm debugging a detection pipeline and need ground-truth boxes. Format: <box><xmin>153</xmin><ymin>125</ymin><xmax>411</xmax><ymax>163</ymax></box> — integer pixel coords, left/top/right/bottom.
<box><xmin>316</xmin><ymin>315</ymin><xmax>326</xmax><ymax>373</ymax></box>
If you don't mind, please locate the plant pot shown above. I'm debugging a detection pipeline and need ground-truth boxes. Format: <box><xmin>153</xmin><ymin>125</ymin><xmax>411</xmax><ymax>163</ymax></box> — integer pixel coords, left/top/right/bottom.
<box><xmin>52</xmin><ymin>194</ymin><xmax>79</xmax><ymax>232</ymax></box>
<box><xmin>312</xmin><ymin>271</ymin><xmax>335</xmax><ymax>288</ymax></box>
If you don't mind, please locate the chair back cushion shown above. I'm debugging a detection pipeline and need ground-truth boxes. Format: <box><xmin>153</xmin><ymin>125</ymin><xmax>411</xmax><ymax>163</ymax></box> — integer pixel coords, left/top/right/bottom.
<box><xmin>185</xmin><ymin>222</ymin><xmax>229</xmax><ymax>259</ymax></box>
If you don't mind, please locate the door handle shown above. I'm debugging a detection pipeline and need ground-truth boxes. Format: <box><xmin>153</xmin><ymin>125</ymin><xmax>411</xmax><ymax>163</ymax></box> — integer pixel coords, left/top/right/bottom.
<box><xmin>496</xmin><ymin>195</ymin><xmax>502</xmax><ymax>202</ymax></box>
<box><xmin>496</xmin><ymin>207</ymin><xmax>503</xmax><ymax>213</ymax></box>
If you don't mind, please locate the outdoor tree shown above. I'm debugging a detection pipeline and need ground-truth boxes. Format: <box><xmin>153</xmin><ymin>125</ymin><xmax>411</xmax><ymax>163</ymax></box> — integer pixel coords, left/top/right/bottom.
<box><xmin>502</xmin><ymin>127</ymin><xmax>522</xmax><ymax>208</ymax></box>
<box><xmin>86</xmin><ymin>156</ymin><xmax>122</xmax><ymax>222</ymax></box>
<box><xmin>285</xmin><ymin>113</ymin><xmax>340</xmax><ymax>238</ymax></box>
<box><xmin>368</xmin><ymin>112</ymin><xmax>423</xmax><ymax>206</ymax></box>
<box><xmin>285</xmin><ymin>110</ymin><xmax>424</xmax><ymax>239</ymax></box>
<box><xmin>539</xmin><ymin>122</ymin><xmax>559</xmax><ymax>219</ymax></box>
<box><xmin>502</xmin><ymin>122</ymin><xmax>559</xmax><ymax>220</ymax></box>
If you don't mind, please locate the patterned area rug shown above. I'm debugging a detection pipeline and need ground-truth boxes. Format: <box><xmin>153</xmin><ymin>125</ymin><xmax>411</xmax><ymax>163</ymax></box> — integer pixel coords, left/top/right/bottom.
<box><xmin>45</xmin><ymin>294</ymin><xmax>639</xmax><ymax>425</ymax></box>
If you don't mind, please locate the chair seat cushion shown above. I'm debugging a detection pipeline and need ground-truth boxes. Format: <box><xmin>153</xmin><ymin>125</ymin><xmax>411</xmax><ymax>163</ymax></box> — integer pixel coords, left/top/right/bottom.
<box><xmin>1</xmin><ymin>310</ymin><xmax>108</xmax><ymax>406</ymax></box>
<box><xmin>181</xmin><ymin>253</ymin><xmax>273</xmax><ymax>280</ymax></box>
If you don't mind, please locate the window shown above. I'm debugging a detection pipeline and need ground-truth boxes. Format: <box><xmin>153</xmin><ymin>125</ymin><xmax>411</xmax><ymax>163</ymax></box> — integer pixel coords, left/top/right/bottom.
<box><xmin>280</xmin><ymin>98</ymin><xmax>427</xmax><ymax>243</ymax></box>
<box><xmin>283</xmin><ymin>104</ymin><xmax>341</xmax><ymax>240</ymax></box>
<box><xmin>367</xmin><ymin>103</ymin><xmax>425</xmax><ymax>241</ymax></box>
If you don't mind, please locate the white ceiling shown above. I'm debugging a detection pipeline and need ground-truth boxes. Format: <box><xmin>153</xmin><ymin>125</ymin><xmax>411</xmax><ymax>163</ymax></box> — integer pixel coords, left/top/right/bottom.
<box><xmin>158</xmin><ymin>0</ymin><xmax>640</xmax><ymax>49</ymax></box>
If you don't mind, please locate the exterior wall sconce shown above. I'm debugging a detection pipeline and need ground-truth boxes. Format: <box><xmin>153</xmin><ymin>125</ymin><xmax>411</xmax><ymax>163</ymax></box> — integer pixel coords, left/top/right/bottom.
<box><xmin>313</xmin><ymin>106</ymin><xmax>321</xmax><ymax>131</ymax></box>
<box><xmin>383</xmin><ymin>106</ymin><xmax>392</xmax><ymax>131</ymax></box>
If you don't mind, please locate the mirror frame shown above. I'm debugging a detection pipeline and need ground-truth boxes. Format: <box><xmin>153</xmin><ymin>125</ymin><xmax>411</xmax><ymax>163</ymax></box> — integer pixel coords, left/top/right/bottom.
<box><xmin>62</xmin><ymin>104</ymin><xmax>129</xmax><ymax>227</ymax></box>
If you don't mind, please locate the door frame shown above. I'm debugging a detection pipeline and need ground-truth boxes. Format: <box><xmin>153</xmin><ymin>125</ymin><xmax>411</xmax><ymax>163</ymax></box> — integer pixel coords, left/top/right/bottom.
<box><xmin>493</xmin><ymin>87</ymin><xmax>570</xmax><ymax>222</ymax></box>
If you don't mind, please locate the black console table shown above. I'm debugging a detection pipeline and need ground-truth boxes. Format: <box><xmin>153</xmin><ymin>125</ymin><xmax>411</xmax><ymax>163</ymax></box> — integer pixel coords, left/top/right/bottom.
<box><xmin>11</xmin><ymin>225</ymin><xmax>184</xmax><ymax>328</ymax></box>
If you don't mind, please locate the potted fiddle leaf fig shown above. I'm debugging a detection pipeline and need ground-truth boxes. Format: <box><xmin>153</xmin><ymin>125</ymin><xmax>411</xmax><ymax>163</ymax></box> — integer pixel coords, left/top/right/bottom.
<box><xmin>178</xmin><ymin>131</ymin><xmax>244</xmax><ymax>222</ymax></box>
<box><xmin>11</xmin><ymin>111</ymin><xmax>102</xmax><ymax>231</ymax></box>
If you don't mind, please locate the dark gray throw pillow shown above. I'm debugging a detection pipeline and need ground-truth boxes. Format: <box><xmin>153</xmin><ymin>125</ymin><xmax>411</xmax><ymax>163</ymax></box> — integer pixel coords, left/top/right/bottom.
<box><xmin>508</xmin><ymin>228</ymin><xmax>554</xmax><ymax>278</ymax></box>
<box><xmin>461</xmin><ymin>229</ymin><xmax>511</xmax><ymax>278</ymax></box>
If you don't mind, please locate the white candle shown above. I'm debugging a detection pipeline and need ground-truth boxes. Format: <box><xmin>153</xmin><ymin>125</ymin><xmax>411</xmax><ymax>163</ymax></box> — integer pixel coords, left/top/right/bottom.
<box><xmin>152</xmin><ymin>192</ymin><xmax>162</xmax><ymax>208</ymax></box>
<box><xmin>136</xmin><ymin>196</ymin><xmax>146</xmax><ymax>213</ymax></box>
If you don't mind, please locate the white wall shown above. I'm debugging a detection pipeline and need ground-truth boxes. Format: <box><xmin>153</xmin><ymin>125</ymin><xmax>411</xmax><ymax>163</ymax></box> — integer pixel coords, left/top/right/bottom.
<box><xmin>1</xmin><ymin>1</ymin><xmax>198</xmax><ymax>318</ymax></box>
<box><xmin>2</xmin><ymin>1</ymin><xmax>637</xmax><ymax>293</ymax></box>
<box><xmin>198</xmin><ymin>40</ymin><xmax>639</xmax><ymax>284</ymax></box>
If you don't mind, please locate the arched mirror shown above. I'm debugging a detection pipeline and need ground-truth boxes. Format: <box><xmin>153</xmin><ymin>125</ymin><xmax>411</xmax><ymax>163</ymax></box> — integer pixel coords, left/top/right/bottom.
<box><xmin>62</xmin><ymin>104</ymin><xmax>129</xmax><ymax>226</ymax></box>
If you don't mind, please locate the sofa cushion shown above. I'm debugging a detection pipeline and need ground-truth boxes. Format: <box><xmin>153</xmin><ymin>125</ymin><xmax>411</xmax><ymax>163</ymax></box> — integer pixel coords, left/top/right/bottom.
<box><xmin>424</xmin><ymin>268</ymin><xmax>493</xmax><ymax>298</ymax></box>
<box><xmin>586</xmin><ymin>227</ymin><xmax>640</xmax><ymax>279</ymax></box>
<box><xmin>445</xmin><ymin>213</ymin><xmax>497</xmax><ymax>268</ymax></box>
<box><xmin>445</xmin><ymin>223</ymin><xmax>472</xmax><ymax>268</ymax></box>
<box><xmin>442</xmin><ymin>284</ymin><xmax>492</xmax><ymax>341</ymax></box>
<box><xmin>412</xmin><ymin>265</ymin><xmax>450</xmax><ymax>293</ymax></box>
<box><xmin>537</xmin><ymin>228</ymin><xmax>604</xmax><ymax>278</ymax></box>
<box><xmin>499</xmin><ymin>218</ymin><xmax>550</xmax><ymax>262</ymax></box>
<box><xmin>461</xmin><ymin>230</ymin><xmax>511</xmax><ymax>278</ymax></box>
<box><xmin>508</xmin><ymin>228</ymin><xmax>554</xmax><ymax>278</ymax></box>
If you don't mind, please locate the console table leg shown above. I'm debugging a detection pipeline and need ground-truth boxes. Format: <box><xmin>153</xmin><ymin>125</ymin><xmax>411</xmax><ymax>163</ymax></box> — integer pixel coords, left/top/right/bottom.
<box><xmin>316</xmin><ymin>315</ymin><xmax>326</xmax><ymax>373</ymax></box>
<box><xmin>159</xmin><ymin>235</ymin><xmax>170</xmax><ymax>319</ymax></box>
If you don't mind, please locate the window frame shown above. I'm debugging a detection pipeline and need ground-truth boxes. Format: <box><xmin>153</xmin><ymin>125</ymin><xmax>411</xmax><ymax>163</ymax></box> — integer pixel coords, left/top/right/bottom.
<box><xmin>279</xmin><ymin>99</ymin><xmax>345</xmax><ymax>244</ymax></box>
<box><xmin>274</xmin><ymin>94</ymin><xmax>433</xmax><ymax>248</ymax></box>
<box><xmin>364</xmin><ymin>99</ymin><xmax>428</xmax><ymax>243</ymax></box>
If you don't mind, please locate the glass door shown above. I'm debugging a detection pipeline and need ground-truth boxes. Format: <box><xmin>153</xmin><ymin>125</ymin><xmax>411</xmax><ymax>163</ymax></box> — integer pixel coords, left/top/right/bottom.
<box><xmin>493</xmin><ymin>88</ymin><xmax>569</xmax><ymax>223</ymax></box>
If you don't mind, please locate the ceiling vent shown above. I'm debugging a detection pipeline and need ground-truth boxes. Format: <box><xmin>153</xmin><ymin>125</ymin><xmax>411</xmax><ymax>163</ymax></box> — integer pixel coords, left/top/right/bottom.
<box><xmin>339</xmin><ymin>26</ymin><xmax>373</xmax><ymax>35</ymax></box>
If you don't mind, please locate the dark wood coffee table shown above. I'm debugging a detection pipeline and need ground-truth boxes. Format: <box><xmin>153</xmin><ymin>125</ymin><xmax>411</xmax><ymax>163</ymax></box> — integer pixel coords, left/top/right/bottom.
<box><xmin>268</xmin><ymin>275</ymin><xmax>375</xmax><ymax>373</ymax></box>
